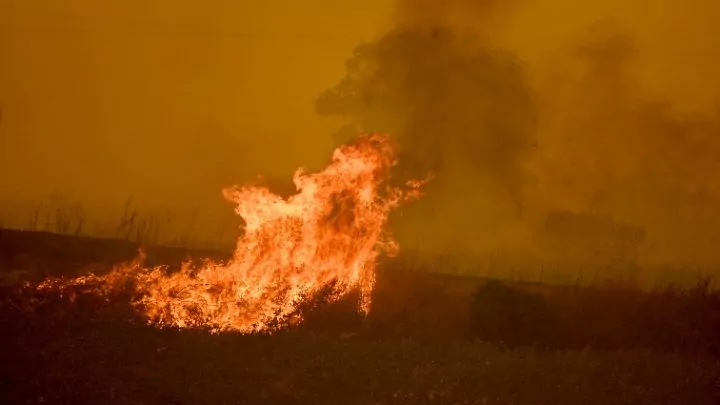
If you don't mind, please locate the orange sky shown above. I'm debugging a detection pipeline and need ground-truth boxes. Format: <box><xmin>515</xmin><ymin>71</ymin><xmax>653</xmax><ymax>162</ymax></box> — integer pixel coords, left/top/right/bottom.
<box><xmin>1</xmin><ymin>0</ymin><xmax>719</xmax><ymax>268</ymax></box>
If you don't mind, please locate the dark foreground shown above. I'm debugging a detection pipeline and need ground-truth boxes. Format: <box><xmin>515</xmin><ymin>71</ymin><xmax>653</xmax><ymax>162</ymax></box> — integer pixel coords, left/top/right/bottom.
<box><xmin>1</xmin><ymin>228</ymin><xmax>720</xmax><ymax>404</ymax></box>
<box><xmin>2</xmin><ymin>310</ymin><xmax>719</xmax><ymax>405</ymax></box>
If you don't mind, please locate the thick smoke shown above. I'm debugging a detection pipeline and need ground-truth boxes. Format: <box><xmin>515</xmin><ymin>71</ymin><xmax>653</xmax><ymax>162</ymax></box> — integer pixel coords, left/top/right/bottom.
<box><xmin>316</xmin><ymin>26</ymin><xmax>537</xmax><ymax>202</ymax></box>
<box><xmin>318</xmin><ymin>2</ymin><xmax>720</xmax><ymax>275</ymax></box>
<box><xmin>316</xmin><ymin>25</ymin><xmax>538</xmax><ymax>255</ymax></box>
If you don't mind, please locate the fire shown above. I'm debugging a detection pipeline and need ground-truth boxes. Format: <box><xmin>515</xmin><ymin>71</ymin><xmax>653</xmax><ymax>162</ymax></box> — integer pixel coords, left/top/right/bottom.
<box><xmin>37</xmin><ymin>134</ymin><xmax>425</xmax><ymax>333</ymax></box>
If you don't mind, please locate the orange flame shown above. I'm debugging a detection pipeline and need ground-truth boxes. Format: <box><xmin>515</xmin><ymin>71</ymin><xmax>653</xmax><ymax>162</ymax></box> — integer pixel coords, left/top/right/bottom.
<box><xmin>37</xmin><ymin>134</ymin><xmax>426</xmax><ymax>333</ymax></box>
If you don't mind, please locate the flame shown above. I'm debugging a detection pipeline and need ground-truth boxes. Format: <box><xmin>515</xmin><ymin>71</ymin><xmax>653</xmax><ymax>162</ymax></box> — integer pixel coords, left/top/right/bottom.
<box><xmin>37</xmin><ymin>134</ymin><xmax>426</xmax><ymax>333</ymax></box>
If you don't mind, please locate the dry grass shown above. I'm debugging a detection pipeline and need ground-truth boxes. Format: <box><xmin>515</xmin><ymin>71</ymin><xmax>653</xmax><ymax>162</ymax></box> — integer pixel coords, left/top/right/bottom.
<box><xmin>0</xmin><ymin>196</ymin><xmax>235</xmax><ymax>252</ymax></box>
<box><xmin>1</xmin><ymin>217</ymin><xmax>720</xmax><ymax>403</ymax></box>
<box><xmin>1</xmin><ymin>302</ymin><xmax>718</xmax><ymax>405</ymax></box>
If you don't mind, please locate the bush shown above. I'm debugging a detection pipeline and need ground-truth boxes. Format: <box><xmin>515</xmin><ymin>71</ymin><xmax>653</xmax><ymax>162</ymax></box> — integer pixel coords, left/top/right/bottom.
<box><xmin>469</xmin><ymin>279</ymin><xmax>561</xmax><ymax>348</ymax></box>
<box><xmin>632</xmin><ymin>277</ymin><xmax>720</xmax><ymax>356</ymax></box>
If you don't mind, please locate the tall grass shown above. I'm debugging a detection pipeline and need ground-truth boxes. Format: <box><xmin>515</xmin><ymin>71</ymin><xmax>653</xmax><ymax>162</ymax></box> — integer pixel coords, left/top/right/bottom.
<box><xmin>1</xmin><ymin>195</ymin><xmax>235</xmax><ymax>252</ymax></box>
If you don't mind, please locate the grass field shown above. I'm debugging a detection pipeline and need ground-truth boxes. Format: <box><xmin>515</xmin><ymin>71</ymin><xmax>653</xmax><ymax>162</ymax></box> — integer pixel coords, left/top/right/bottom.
<box><xmin>3</xmin><ymin>319</ymin><xmax>719</xmax><ymax>405</ymax></box>
<box><xmin>1</xmin><ymin>228</ymin><xmax>719</xmax><ymax>404</ymax></box>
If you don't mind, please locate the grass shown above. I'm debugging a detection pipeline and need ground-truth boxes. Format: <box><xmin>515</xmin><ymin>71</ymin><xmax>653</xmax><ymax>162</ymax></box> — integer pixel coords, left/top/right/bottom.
<box><xmin>1</xmin><ymin>203</ymin><xmax>720</xmax><ymax>403</ymax></box>
<box><xmin>2</xmin><ymin>308</ymin><xmax>718</xmax><ymax>405</ymax></box>
<box><xmin>0</xmin><ymin>195</ymin><xmax>236</xmax><ymax>252</ymax></box>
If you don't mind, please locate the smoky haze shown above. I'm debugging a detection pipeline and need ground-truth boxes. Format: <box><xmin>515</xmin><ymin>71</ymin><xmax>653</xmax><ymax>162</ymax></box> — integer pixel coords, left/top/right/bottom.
<box><xmin>318</xmin><ymin>0</ymin><xmax>720</xmax><ymax>280</ymax></box>
<box><xmin>0</xmin><ymin>0</ymin><xmax>394</xmax><ymax>248</ymax></box>
<box><xmin>1</xmin><ymin>0</ymin><xmax>720</xmax><ymax>281</ymax></box>
<box><xmin>315</xmin><ymin>25</ymin><xmax>538</xmax><ymax>258</ymax></box>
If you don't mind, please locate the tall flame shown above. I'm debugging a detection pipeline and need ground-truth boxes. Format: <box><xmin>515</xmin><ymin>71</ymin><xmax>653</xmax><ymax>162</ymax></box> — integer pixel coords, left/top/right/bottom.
<box><xmin>38</xmin><ymin>134</ymin><xmax>425</xmax><ymax>333</ymax></box>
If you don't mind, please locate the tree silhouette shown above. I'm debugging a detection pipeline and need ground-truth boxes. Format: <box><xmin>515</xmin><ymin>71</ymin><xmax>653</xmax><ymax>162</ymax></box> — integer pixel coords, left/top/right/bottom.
<box><xmin>316</xmin><ymin>26</ymin><xmax>537</xmax><ymax>210</ymax></box>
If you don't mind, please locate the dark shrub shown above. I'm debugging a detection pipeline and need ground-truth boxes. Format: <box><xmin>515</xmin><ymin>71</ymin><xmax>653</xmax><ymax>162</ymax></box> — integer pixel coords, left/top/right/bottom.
<box><xmin>632</xmin><ymin>277</ymin><xmax>720</xmax><ymax>356</ymax></box>
<box><xmin>469</xmin><ymin>279</ymin><xmax>561</xmax><ymax>348</ymax></box>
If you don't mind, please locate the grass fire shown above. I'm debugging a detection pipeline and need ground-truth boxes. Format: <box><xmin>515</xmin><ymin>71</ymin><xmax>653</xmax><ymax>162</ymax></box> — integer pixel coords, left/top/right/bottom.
<box><xmin>35</xmin><ymin>134</ymin><xmax>425</xmax><ymax>333</ymax></box>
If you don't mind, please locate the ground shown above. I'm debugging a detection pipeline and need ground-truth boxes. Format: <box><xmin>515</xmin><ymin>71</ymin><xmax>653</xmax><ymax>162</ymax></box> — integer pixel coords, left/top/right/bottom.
<box><xmin>1</xmin><ymin>228</ymin><xmax>719</xmax><ymax>404</ymax></box>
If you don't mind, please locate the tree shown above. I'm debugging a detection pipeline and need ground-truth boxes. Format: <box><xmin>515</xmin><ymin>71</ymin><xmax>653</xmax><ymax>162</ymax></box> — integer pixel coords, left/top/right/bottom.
<box><xmin>316</xmin><ymin>26</ymin><xmax>537</xmax><ymax>210</ymax></box>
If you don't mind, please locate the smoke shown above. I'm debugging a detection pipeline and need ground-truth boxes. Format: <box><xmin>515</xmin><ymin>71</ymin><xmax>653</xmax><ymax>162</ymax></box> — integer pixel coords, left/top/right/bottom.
<box><xmin>529</xmin><ymin>22</ymin><xmax>720</xmax><ymax>267</ymax></box>
<box><xmin>392</xmin><ymin>0</ymin><xmax>527</xmax><ymax>31</ymax></box>
<box><xmin>319</xmin><ymin>1</ymin><xmax>720</xmax><ymax>272</ymax></box>
<box><xmin>316</xmin><ymin>25</ymin><xmax>538</xmax><ymax>254</ymax></box>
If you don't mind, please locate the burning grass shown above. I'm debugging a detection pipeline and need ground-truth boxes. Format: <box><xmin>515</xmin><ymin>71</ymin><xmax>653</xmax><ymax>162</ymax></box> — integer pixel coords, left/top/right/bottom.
<box><xmin>27</xmin><ymin>133</ymin><xmax>427</xmax><ymax>333</ymax></box>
